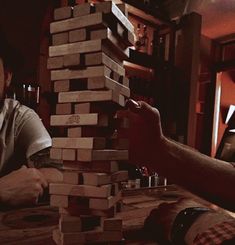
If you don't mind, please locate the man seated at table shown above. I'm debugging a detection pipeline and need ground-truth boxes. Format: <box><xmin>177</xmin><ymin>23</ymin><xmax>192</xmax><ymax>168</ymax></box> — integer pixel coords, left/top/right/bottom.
<box><xmin>127</xmin><ymin>99</ymin><xmax>235</xmax><ymax>244</ymax></box>
<box><xmin>0</xmin><ymin>33</ymin><xmax>62</xmax><ymax>207</ymax></box>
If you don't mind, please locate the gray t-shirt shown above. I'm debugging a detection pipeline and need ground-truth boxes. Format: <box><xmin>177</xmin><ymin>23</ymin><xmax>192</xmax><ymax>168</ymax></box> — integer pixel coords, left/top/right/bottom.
<box><xmin>0</xmin><ymin>99</ymin><xmax>51</xmax><ymax>176</ymax></box>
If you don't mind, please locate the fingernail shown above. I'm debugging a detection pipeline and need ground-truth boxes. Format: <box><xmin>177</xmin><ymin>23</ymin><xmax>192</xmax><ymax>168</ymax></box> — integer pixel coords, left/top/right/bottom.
<box><xmin>126</xmin><ymin>99</ymin><xmax>141</xmax><ymax>108</ymax></box>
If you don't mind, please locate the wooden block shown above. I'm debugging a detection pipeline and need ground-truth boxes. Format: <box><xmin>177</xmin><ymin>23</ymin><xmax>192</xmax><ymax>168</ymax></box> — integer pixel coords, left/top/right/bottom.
<box><xmin>59</xmin><ymin>215</ymin><xmax>100</xmax><ymax>233</ymax></box>
<box><xmin>59</xmin><ymin>215</ymin><xmax>82</xmax><ymax>233</ymax></box>
<box><xmin>63</xmin><ymin>161</ymin><xmax>119</xmax><ymax>173</ymax></box>
<box><xmin>87</xmin><ymin>76</ymin><xmax>130</xmax><ymax>97</ymax></box>
<box><xmin>62</xmin><ymin>148</ymin><xmax>76</xmax><ymax>161</ymax></box>
<box><xmin>73</xmin><ymin>102</ymin><xmax>117</xmax><ymax>115</ymax></box>
<box><xmin>116</xmin><ymin>3</ymin><xmax>127</xmax><ymax>16</ymax></box>
<box><xmin>67</xmin><ymin>127</ymin><xmax>82</xmax><ymax>137</ymax></box>
<box><xmin>49</xmin><ymin>39</ymin><xmax>103</xmax><ymax>57</ymax></box>
<box><xmin>109</xmin><ymin>138</ymin><xmax>129</xmax><ymax>150</ymax></box>
<box><xmin>50</xmin><ymin>195</ymin><xmax>68</xmax><ymax>208</ymax></box>
<box><xmin>58</xmin><ymin>89</ymin><xmax>112</xmax><ymax>103</ymax></box>
<box><xmin>85</xmin><ymin>52</ymin><xmax>125</xmax><ymax>76</ymax></box>
<box><xmin>63</xmin><ymin>53</ymin><xmax>80</xmax><ymax>67</ymax></box>
<box><xmin>69</xmin><ymin>28</ymin><xmax>87</xmax><ymax>43</ymax></box>
<box><xmin>52</xmin><ymin>32</ymin><xmax>69</xmax><ymax>46</ymax></box>
<box><xmin>73</xmin><ymin>3</ymin><xmax>93</xmax><ymax>17</ymax></box>
<box><xmin>49</xmin><ymin>183</ymin><xmax>112</xmax><ymax>198</ymax></box>
<box><xmin>59</xmin><ymin>89</ymin><xmax>124</xmax><ymax>107</ymax></box>
<box><xmin>53</xmin><ymin>228</ymin><xmax>122</xmax><ymax>244</ymax></box>
<box><xmin>53</xmin><ymin>228</ymin><xmax>85</xmax><ymax>244</ymax></box>
<box><xmin>117</xmin><ymin>22</ymin><xmax>135</xmax><ymax>47</ymax></box>
<box><xmin>51</xmin><ymin>65</ymin><xmax>111</xmax><ymax>81</ymax></box>
<box><xmin>50</xmin><ymin>113</ymin><xmax>109</xmax><ymax>127</ymax></box>
<box><xmin>59</xmin><ymin>202</ymin><xmax>119</xmax><ymax>218</ymax></box>
<box><xmin>50</xmin><ymin>148</ymin><xmax>62</xmax><ymax>160</ymax></box>
<box><xmin>89</xmin><ymin>28</ymin><xmax>130</xmax><ymax>59</ymax></box>
<box><xmin>123</xmin><ymin>76</ymin><xmax>129</xmax><ymax>87</ymax></box>
<box><xmin>111</xmin><ymin>171</ymin><xmax>128</xmax><ymax>182</ymax></box>
<box><xmin>89</xmin><ymin>191</ymin><xmax>122</xmax><ymax>210</ymax></box>
<box><xmin>101</xmin><ymin>218</ymin><xmax>122</xmax><ymax>231</ymax></box>
<box><xmin>56</xmin><ymin>103</ymin><xmax>72</xmax><ymax>115</ymax></box>
<box><xmin>47</xmin><ymin>56</ymin><xmax>64</xmax><ymax>69</ymax></box>
<box><xmin>77</xmin><ymin>149</ymin><xmax>129</xmax><ymax>162</ymax></box>
<box><xmin>95</xmin><ymin>1</ymin><xmax>134</xmax><ymax>33</ymax></box>
<box><xmin>54</xmin><ymin>6</ymin><xmax>72</xmax><ymax>21</ymax></box>
<box><xmin>52</xmin><ymin>137</ymin><xmax>106</xmax><ymax>149</ymax></box>
<box><xmin>83</xmin><ymin>173</ymin><xmax>111</xmax><ymax>186</ymax></box>
<box><xmin>68</xmin><ymin>126</ymin><xmax>114</xmax><ymax>138</ymax></box>
<box><xmin>63</xmin><ymin>171</ymin><xmax>80</xmax><ymax>184</ymax></box>
<box><xmin>54</xmin><ymin>80</ymin><xmax>70</xmax><ymax>92</ymax></box>
<box><xmin>50</xmin><ymin>12</ymin><xmax>104</xmax><ymax>34</ymax></box>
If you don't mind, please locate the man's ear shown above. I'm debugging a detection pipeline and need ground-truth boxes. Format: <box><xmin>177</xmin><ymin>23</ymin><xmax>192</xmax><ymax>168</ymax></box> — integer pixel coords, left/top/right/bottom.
<box><xmin>4</xmin><ymin>69</ymin><xmax>12</xmax><ymax>87</ymax></box>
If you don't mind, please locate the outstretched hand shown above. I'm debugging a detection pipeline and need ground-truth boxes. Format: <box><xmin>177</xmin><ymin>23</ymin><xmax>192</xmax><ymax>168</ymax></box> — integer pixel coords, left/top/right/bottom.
<box><xmin>124</xmin><ymin>99</ymin><xmax>165</xmax><ymax>169</ymax></box>
<box><xmin>0</xmin><ymin>165</ymin><xmax>48</xmax><ymax>206</ymax></box>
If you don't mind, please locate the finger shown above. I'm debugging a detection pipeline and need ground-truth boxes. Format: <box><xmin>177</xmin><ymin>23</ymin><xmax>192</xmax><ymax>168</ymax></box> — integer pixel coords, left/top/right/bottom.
<box><xmin>36</xmin><ymin>170</ymin><xmax>48</xmax><ymax>189</ymax></box>
<box><xmin>126</xmin><ymin>99</ymin><xmax>159</xmax><ymax>120</ymax></box>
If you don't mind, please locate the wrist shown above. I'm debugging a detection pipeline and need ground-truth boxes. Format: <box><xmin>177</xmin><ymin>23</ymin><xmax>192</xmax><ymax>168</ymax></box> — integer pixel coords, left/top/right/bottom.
<box><xmin>171</xmin><ymin>207</ymin><xmax>211</xmax><ymax>244</ymax></box>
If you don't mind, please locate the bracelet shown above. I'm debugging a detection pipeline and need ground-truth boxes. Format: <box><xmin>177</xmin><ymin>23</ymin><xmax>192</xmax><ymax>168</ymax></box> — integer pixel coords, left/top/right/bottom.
<box><xmin>171</xmin><ymin>207</ymin><xmax>211</xmax><ymax>245</ymax></box>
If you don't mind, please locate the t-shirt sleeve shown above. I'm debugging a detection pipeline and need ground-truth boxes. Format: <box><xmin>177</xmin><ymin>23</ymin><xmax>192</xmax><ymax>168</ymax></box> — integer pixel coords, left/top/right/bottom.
<box><xmin>15</xmin><ymin>107</ymin><xmax>52</xmax><ymax>159</ymax></box>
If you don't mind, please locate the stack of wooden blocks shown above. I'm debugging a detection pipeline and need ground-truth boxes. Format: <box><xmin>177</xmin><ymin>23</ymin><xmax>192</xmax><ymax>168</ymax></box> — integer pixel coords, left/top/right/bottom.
<box><xmin>47</xmin><ymin>1</ymin><xmax>135</xmax><ymax>244</ymax></box>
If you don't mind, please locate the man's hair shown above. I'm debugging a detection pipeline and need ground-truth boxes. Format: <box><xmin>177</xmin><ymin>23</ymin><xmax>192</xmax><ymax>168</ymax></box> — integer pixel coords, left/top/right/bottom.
<box><xmin>0</xmin><ymin>30</ymin><xmax>22</xmax><ymax>73</ymax></box>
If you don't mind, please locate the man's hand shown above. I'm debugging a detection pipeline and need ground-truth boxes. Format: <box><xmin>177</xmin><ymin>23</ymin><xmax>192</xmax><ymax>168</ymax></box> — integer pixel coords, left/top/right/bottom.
<box><xmin>124</xmin><ymin>100</ymin><xmax>165</xmax><ymax>168</ymax></box>
<box><xmin>144</xmin><ymin>198</ymin><xmax>207</xmax><ymax>243</ymax></box>
<box><xmin>0</xmin><ymin>165</ymin><xmax>48</xmax><ymax>206</ymax></box>
<box><xmin>39</xmin><ymin>168</ymin><xmax>63</xmax><ymax>183</ymax></box>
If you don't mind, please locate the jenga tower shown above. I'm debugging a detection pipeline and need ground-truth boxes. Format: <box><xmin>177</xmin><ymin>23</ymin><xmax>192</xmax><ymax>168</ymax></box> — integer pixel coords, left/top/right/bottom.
<box><xmin>47</xmin><ymin>1</ymin><xmax>135</xmax><ymax>244</ymax></box>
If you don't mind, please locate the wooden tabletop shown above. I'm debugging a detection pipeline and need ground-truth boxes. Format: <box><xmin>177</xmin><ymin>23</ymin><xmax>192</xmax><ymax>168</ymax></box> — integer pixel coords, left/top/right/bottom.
<box><xmin>0</xmin><ymin>185</ymin><xmax>213</xmax><ymax>245</ymax></box>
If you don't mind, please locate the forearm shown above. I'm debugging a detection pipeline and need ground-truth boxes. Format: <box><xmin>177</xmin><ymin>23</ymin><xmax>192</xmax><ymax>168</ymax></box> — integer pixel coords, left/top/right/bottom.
<box><xmin>154</xmin><ymin>137</ymin><xmax>235</xmax><ymax>211</ymax></box>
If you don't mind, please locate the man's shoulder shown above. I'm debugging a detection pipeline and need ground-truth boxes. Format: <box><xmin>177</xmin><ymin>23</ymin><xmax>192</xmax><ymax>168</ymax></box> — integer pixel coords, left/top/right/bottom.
<box><xmin>3</xmin><ymin>98</ymin><xmax>36</xmax><ymax>118</ymax></box>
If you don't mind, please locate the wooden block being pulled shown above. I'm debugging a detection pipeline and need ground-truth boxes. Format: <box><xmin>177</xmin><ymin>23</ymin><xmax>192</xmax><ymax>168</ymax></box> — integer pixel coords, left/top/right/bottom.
<box><xmin>69</xmin><ymin>28</ymin><xmax>87</xmax><ymax>43</ymax></box>
<box><xmin>52</xmin><ymin>137</ymin><xmax>106</xmax><ymax>149</ymax></box>
<box><xmin>85</xmin><ymin>52</ymin><xmax>125</xmax><ymax>76</ymax></box>
<box><xmin>50</xmin><ymin>113</ymin><xmax>108</xmax><ymax>127</ymax></box>
<box><xmin>51</xmin><ymin>65</ymin><xmax>111</xmax><ymax>81</ymax></box>
<box><xmin>47</xmin><ymin>57</ymin><xmax>64</xmax><ymax>69</ymax></box>
<box><xmin>56</xmin><ymin>103</ymin><xmax>72</xmax><ymax>115</ymax></box>
<box><xmin>73</xmin><ymin>3</ymin><xmax>93</xmax><ymax>17</ymax></box>
<box><xmin>63</xmin><ymin>53</ymin><xmax>80</xmax><ymax>67</ymax></box>
<box><xmin>63</xmin><ymin>161</ymin><xmax>119</xmax><ymax>173</ymax></box>
<box><xmin>54</xmin><ymin>80</ymin><xmax>70</xmax><ymax>92</ymax></box>
<box><xmin>77</xmin><ymin>149</ymin><xmax>129</xmax><ymax>162</ymax></box>
<box><xmin>83</xmin><ymin>173</ymin><xmax>111</xmax><ymax>186</ymax></box>
<box><xmin>49</xmin><ymin>183</ymin><xmax>112</xmax><ymax>198</ymax></box>
<box><xmin>87</xmin><ymin>76</ymin><xmax>130</xmax><ymax>97</ymax></box>
<box><xmin>54</xmin><ymin>6</ymin><xmax>72</xmax><ymax>21</ymax></box>
<box><xmin>52</xmin><ymin>32</ymin><xmax>69</xmax><ymax>46</ymax></box>
<box><xmin>50</xmin><ymin>12</ymin><xmax>104</xmax><ymax>34</ymax></box>
<box><xmin>95</xmin><ymin>1</ymin><xmax>134</xmax><ymax>33</ymax></box>
<box><xmin>51</xmin><ymin>195</ymin><xmax>68</xmax><ymax>208</ymax></box>
<box><xmin>101</xmin><ymin>218</ymin><xmax>122</xmax><ymax>231</ymax></box>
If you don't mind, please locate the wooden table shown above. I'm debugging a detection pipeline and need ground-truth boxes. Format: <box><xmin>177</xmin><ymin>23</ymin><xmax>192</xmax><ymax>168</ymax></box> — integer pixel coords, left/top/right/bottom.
<box><xmin>0</xmin><ymin>185</ymin><xmax>220</xmax><ymax>245</ymax></box>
